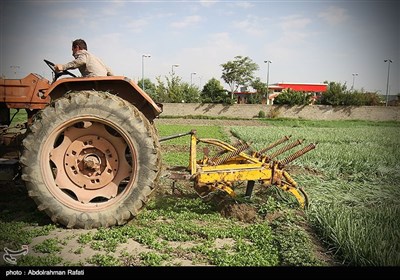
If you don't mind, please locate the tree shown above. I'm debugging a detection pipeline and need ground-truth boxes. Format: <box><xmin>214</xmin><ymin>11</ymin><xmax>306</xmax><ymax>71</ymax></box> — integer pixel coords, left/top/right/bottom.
<box><xmin>152</xmin><ymin>74</ymin><xmax>201</xmax><ymax>103</ymax></box>
<box><xmin>138</xmin><ymin>78</ymin><xmax>156</xmax><ymax>99</ymax></box>
<box><xmin>274</xmin><ymin>89</ymin><xmax>312</xmax><ymax>105</ymax></box>
<box><xmin>317</xmin><ymin>81</ymin><xmax>348</xmax><ymax>105</ymax></box>
<box><xmin>316</xmin><ymin>81</ymin><xmax>383</xmax><ymax>106</ymax></box>
<box><xmin>201</xmin><ymin>78</ymin><xmax>227</xmax><ymax>103</ymax></box>
<box><xmin>249</xmin><ymin>78</ymin><xmax>267</xmax><ymax>104</ymax></box>
<box><xmin>151</xmin><ymin>76</ymin><xmax>168</xmax><ymax>102</ymax></box>
<box><xmin>221</xmin><ymin>56</ymin><xmax>259</xmax><ymax>99</ymax></box>
<box><xmin>166</xmin><ymin>75</ymin><xmax>184</xmax><ymax>103</ymax></box>
<box><xmin>181</xmin><ymin>83</ymin><xmax>201</xmax><ymax>103</ymax></box>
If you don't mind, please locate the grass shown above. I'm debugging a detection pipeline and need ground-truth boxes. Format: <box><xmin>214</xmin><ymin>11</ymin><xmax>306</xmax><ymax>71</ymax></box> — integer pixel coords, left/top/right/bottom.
<box><xmin>1</xmin><ymin>111</ymin><xmax>398</xmax><ymax>266</ymax></box>
<box><xmin>9</xmin><ymin>109</ymin><xmax>27</xmax><ymax>124</ymax></box>
<box><xmin>229</xmin><ymin>121</ymin><xmax>400</xmax><ymax>266</ymax></box>
<box><xmin>158</xmin><ymin>124</ymin><xmax>230</xmax><ymax>166</ymax></box>
<box><xmin>0</xmin><ymin>175</ymin><xmax>323</xmax><ymax>267</ymax></box>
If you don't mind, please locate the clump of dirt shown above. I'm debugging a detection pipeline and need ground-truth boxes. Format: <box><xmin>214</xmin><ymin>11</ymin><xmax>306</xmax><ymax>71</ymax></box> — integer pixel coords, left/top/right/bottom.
<box><xmin>217</xmin><ymin>200</ymin><xmax>258</xmax><ymax>223</ymax></box>
<box><xmin>265</xmin><ymin>211</ymin><xmax>285</xmax><ymax>223</ymax></box>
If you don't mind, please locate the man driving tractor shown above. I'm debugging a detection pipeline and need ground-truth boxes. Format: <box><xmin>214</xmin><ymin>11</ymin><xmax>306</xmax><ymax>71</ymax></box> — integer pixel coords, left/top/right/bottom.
<box><xmin>54</xmin><ymin>39</ymin><xmax>114</xmax><ymax>77</ymax></box>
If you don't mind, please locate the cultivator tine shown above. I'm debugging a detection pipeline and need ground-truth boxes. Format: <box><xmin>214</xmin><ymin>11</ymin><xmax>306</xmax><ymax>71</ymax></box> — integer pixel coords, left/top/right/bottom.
<box><xmin>176</xmin><ymin>131</ymin><xmax>318</xmax><ymax>211</ymax></box>
<box><xmin>284</xmin><ymin>186</ymin><xmax>308</xmax><ymax>209</ymax></box>
<box><xmin>214</xmin><ymin>140</ymin><xmax>245</xmax><ymax>157</ymax></box>
<box><xmin>265</xmin><ymin>139</ymin><xmax>304</xmax><ymax>162</ymax></box>
<box><xmin>231</xmin><ymin>140</ymin><xmax>245</xmax><ymax>149</ymax></box>
<box><xmin>209</xmin><ymin>142</ymin><xmax>250</xmax><ymax>165</ymax></box>
<box><xmin>278</xmin><ymin>143</ymin><xmax>317</xmax><ymax>167</ymax></box>
<box><xmin>257</xmin><ymin>135</ymin><xmax>291</xmax><ymax>155</ymax></box>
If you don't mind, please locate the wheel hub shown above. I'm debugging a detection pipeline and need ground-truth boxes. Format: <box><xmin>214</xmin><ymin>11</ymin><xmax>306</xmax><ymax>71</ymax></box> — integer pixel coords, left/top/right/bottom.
<box><xmin>82</xmin><ymin>153</ymin><xmax>101</xmax><ymax>172</ymax></box>
<box><xmin>49</xmin><ymin>121</ymin><xmax>132</xmax><ymax>204</ymax></box>
<box><xmin>64</xmin><ymin>135</ymin><xmax>119</xmax><ymax>190</ymax></box>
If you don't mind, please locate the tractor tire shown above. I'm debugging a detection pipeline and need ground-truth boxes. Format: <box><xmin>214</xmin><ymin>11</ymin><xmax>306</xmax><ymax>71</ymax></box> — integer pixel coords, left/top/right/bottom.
<box><xmin>0</xmin><ymin>104</ymin><xmax>10</xmax><ymax>125</ymax></box>
<box><xmin>20</xmin><ymin>90</ymin><xmax>161</xmax><ymax>229</ymax></box>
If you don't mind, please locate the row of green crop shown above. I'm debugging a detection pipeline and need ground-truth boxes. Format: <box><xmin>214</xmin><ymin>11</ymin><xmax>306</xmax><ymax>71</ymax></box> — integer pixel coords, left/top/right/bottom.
<box><xmin>232</xmin><ymin>125</ymin><xmax>399</xmax><ymax>182</ymax></box>
<box><xmin>229</xmin><ymin>122</ymin><xmax>400</xmax><ymax>266</ymax></box>
<box><xmin>158</xmin><ymin>120</ymin><xmax>400</xmax><ymax>265</ymax></box>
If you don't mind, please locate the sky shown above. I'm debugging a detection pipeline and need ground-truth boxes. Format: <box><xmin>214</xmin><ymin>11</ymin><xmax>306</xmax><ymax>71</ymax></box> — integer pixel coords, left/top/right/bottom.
<box><xmin>1</xmin><ymin>0</ymin><xmax>399</xmax><ymax>95</ymax></box>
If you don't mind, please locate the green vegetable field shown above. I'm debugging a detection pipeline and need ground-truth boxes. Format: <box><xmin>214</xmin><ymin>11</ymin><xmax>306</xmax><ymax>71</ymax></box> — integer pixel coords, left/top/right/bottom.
<box><xmin>158</xmin><ymin>119</ymin><xmax>400</xmax><ymax>266</ymax></box>
<box><xmin>1</xmin><ymin>117</ymin><xmax>399</xmax><ymax>266</ymax></box>
<box><xmin>228</xmin><ymin>120</ymin><xmax>400</xmax><ymax>266</ymax></box>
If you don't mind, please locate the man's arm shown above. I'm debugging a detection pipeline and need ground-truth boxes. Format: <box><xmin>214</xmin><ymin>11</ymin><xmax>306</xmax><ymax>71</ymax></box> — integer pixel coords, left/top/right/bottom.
<box><xmin>63</xmin><ymin>53</ymin><xmax>87</xmax><ymax>70</ymax></box>
<box><xmin>55</xmin><ymin>52</ymin><xmax>87</xmax><ymax>72</ymax></box>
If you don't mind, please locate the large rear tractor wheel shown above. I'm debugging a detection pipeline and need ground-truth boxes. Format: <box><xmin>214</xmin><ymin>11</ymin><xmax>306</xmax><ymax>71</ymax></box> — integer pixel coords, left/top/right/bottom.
<box><xmin>20</xmin><ymin>91</ymin><xmax>161</xmax><ymax>229</ymax></box>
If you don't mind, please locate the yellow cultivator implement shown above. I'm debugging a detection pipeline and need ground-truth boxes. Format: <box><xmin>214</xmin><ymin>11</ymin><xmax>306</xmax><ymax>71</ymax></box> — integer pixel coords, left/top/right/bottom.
<box><xmin>163</xmin><ymin>130</ymin><xmax>317</xmax><ymax>208</ymax></box>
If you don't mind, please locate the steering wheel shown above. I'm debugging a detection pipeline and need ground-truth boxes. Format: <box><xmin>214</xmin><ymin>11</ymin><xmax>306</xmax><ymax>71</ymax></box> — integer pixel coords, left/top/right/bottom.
<box><xmin>44</xmin><ymin>59</ymin><xmax>77</xmax><ymax>83</ymax></box>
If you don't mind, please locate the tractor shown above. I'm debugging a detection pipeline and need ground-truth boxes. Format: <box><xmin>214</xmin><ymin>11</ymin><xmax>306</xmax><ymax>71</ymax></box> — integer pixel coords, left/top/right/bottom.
<box><xmin>1</xmin><ymin>59</ymin><xmax>163</xmax><ymax>229</ymax></box>
<box><xmin>1</xmin><ymin>59</ymin><xmax>316</xmax><ymax>229</ymax></box>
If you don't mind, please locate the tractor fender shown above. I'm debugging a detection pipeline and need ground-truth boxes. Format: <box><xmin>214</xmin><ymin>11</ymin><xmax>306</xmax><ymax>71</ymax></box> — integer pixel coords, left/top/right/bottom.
<box><xmin>43</xmin><ymin>76</ymin><xmax>162</xmax><ymax>121</ymax></box>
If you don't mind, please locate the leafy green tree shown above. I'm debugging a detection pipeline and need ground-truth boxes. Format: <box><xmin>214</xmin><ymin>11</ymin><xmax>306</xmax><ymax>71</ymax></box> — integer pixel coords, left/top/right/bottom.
<box><xmin>201</xmin><ymin>78</ymin><xmax>227</xmax><ymax>103</ymax></box>
<box><xmin>138</xmin><ymin>78</ymin><xmax>156</xmax><ymax>97</ymax></box>
<box><xmin>165</xmin><ymin>75</ymin><xmax>183</xmax><ymax>103</ymax></box>
<box><xmin>153</xmin><ymin>76</ymin><xmax>168</xmax><ymax>102</ymax></box>
<box><xmin>221</xmin><ymin>56</ymin><xmax>259</xmax><ymax>100</ymax></box>
<box><xmin>317</xmin><ymin>81</ymin><xmax>383</xmax><ymax>106</ymax></box>
<box><xmin>317</xmin><ymin>81</ymin><xmax>348</xmax><ymax>105</ymax></box>
<box><xmin>364</xmin><ymin>92</ymin><xmax>384</xmax><ymax>106</ymax></box>
<box><xmin>274</xmin><ymin>89</ymin><xmax>312</xmax><ymax>105</ymax></box>
<box><xmin>152</xmin><ymin>74</ymin><xmax>200</xmax><ymax>103</ymax></box>
<box><xmin>249</xmin><ymin>78</ymin><xmax>267</xmax><ymax>104</ymax></box>
<box><xmin>181</xmin><ymin>83</ymin><xmax>201</xmax><ymax>103</ymax></box>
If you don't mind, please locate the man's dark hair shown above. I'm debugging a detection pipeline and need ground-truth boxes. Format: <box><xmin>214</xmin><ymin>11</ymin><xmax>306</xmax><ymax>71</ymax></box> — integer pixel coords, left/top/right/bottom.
<box><xmin>72</xmin><ymin>39</ymin><xmax>88</xmax><ymax>50</ymax></box>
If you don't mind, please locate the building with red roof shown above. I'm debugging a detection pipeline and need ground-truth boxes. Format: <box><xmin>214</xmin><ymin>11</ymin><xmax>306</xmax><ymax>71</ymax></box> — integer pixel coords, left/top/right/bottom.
<box><xmin>234</xmin><ymin>82</ymin><xmax>328</xmax><ymax>104</ymax></box>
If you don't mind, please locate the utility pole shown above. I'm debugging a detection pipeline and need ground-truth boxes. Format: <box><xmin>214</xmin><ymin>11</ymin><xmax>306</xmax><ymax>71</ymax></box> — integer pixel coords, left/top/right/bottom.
<box><xmin>264</xmin><ymin>60</ymin><xmax>272</xmax><ymax>104</ymax></box>
<box><xmin>172</xmin><ymin>64</ymin><xmax>179</xmax><ymax>75</ymax></box>
<box><xmin>384</xmin><ymin>59</ymin><xmax>392</xmax><ymax>106</ymax></box>
<box><xmin>190</xmin><ymin>72</ymin><xmax>196</xmax><ymax>86</ymax></box>
<box><xmin>141</xmin><ymin>54</ymin><xmax>151</xmax><ymax>90</ymax></box>
<box><xmin>351</xmin><ymin>73</ymin><xmax>358</xmax><ymax>91</ymax></box>
<box><xmin>10</xmin><ymin>65</ymin><xmax>20</xmax><ymax>78</ymax></box>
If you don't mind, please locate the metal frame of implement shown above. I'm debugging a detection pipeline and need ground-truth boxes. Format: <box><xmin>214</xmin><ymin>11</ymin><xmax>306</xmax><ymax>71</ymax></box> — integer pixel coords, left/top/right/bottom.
<box><xmin>161</xmin><ymin>129</ymin><xmax>317</xmax><ymax>208</ymax></box>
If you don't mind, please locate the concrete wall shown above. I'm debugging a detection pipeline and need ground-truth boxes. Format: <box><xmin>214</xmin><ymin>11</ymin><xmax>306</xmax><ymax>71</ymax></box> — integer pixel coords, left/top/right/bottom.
<box><xmin>160</xmin><ymin>103</ymin><xmax>400</xmax><ymax>121</ymax></box>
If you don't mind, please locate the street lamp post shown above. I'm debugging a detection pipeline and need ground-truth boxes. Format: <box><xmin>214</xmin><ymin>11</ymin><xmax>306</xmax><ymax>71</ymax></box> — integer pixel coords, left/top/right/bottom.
<box><xmin>351</xmin><ymin>73</ymin><xmax>358</xmax><ymax>91</ymax></box>
<box><xmin>10</xmin><ymin>65</ymin><xmax>20</xmax><ymax>78</ymax></box>
<box><xmin>141</xmin><ymin>54</ymin><xmax>151</xmax><ymax>90</ymax></box>
<box><xmin>384</xmin><ymin>59</ymin><xmax>392</xmax><ymax>106</ymax></box>
<box><xmin>264</xmin><ymin>60</ymin><xmax>272</xmax><ymax>104</ymax></box>
<box><xmin>172</xmin><ymin>64</ymin><xmax>179</xmax><ymax>75</ymax></box>
<box><xmin>190</xmin><ymin>72</ymin><xmax>197</xmax><ymax>86</ymax></box>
